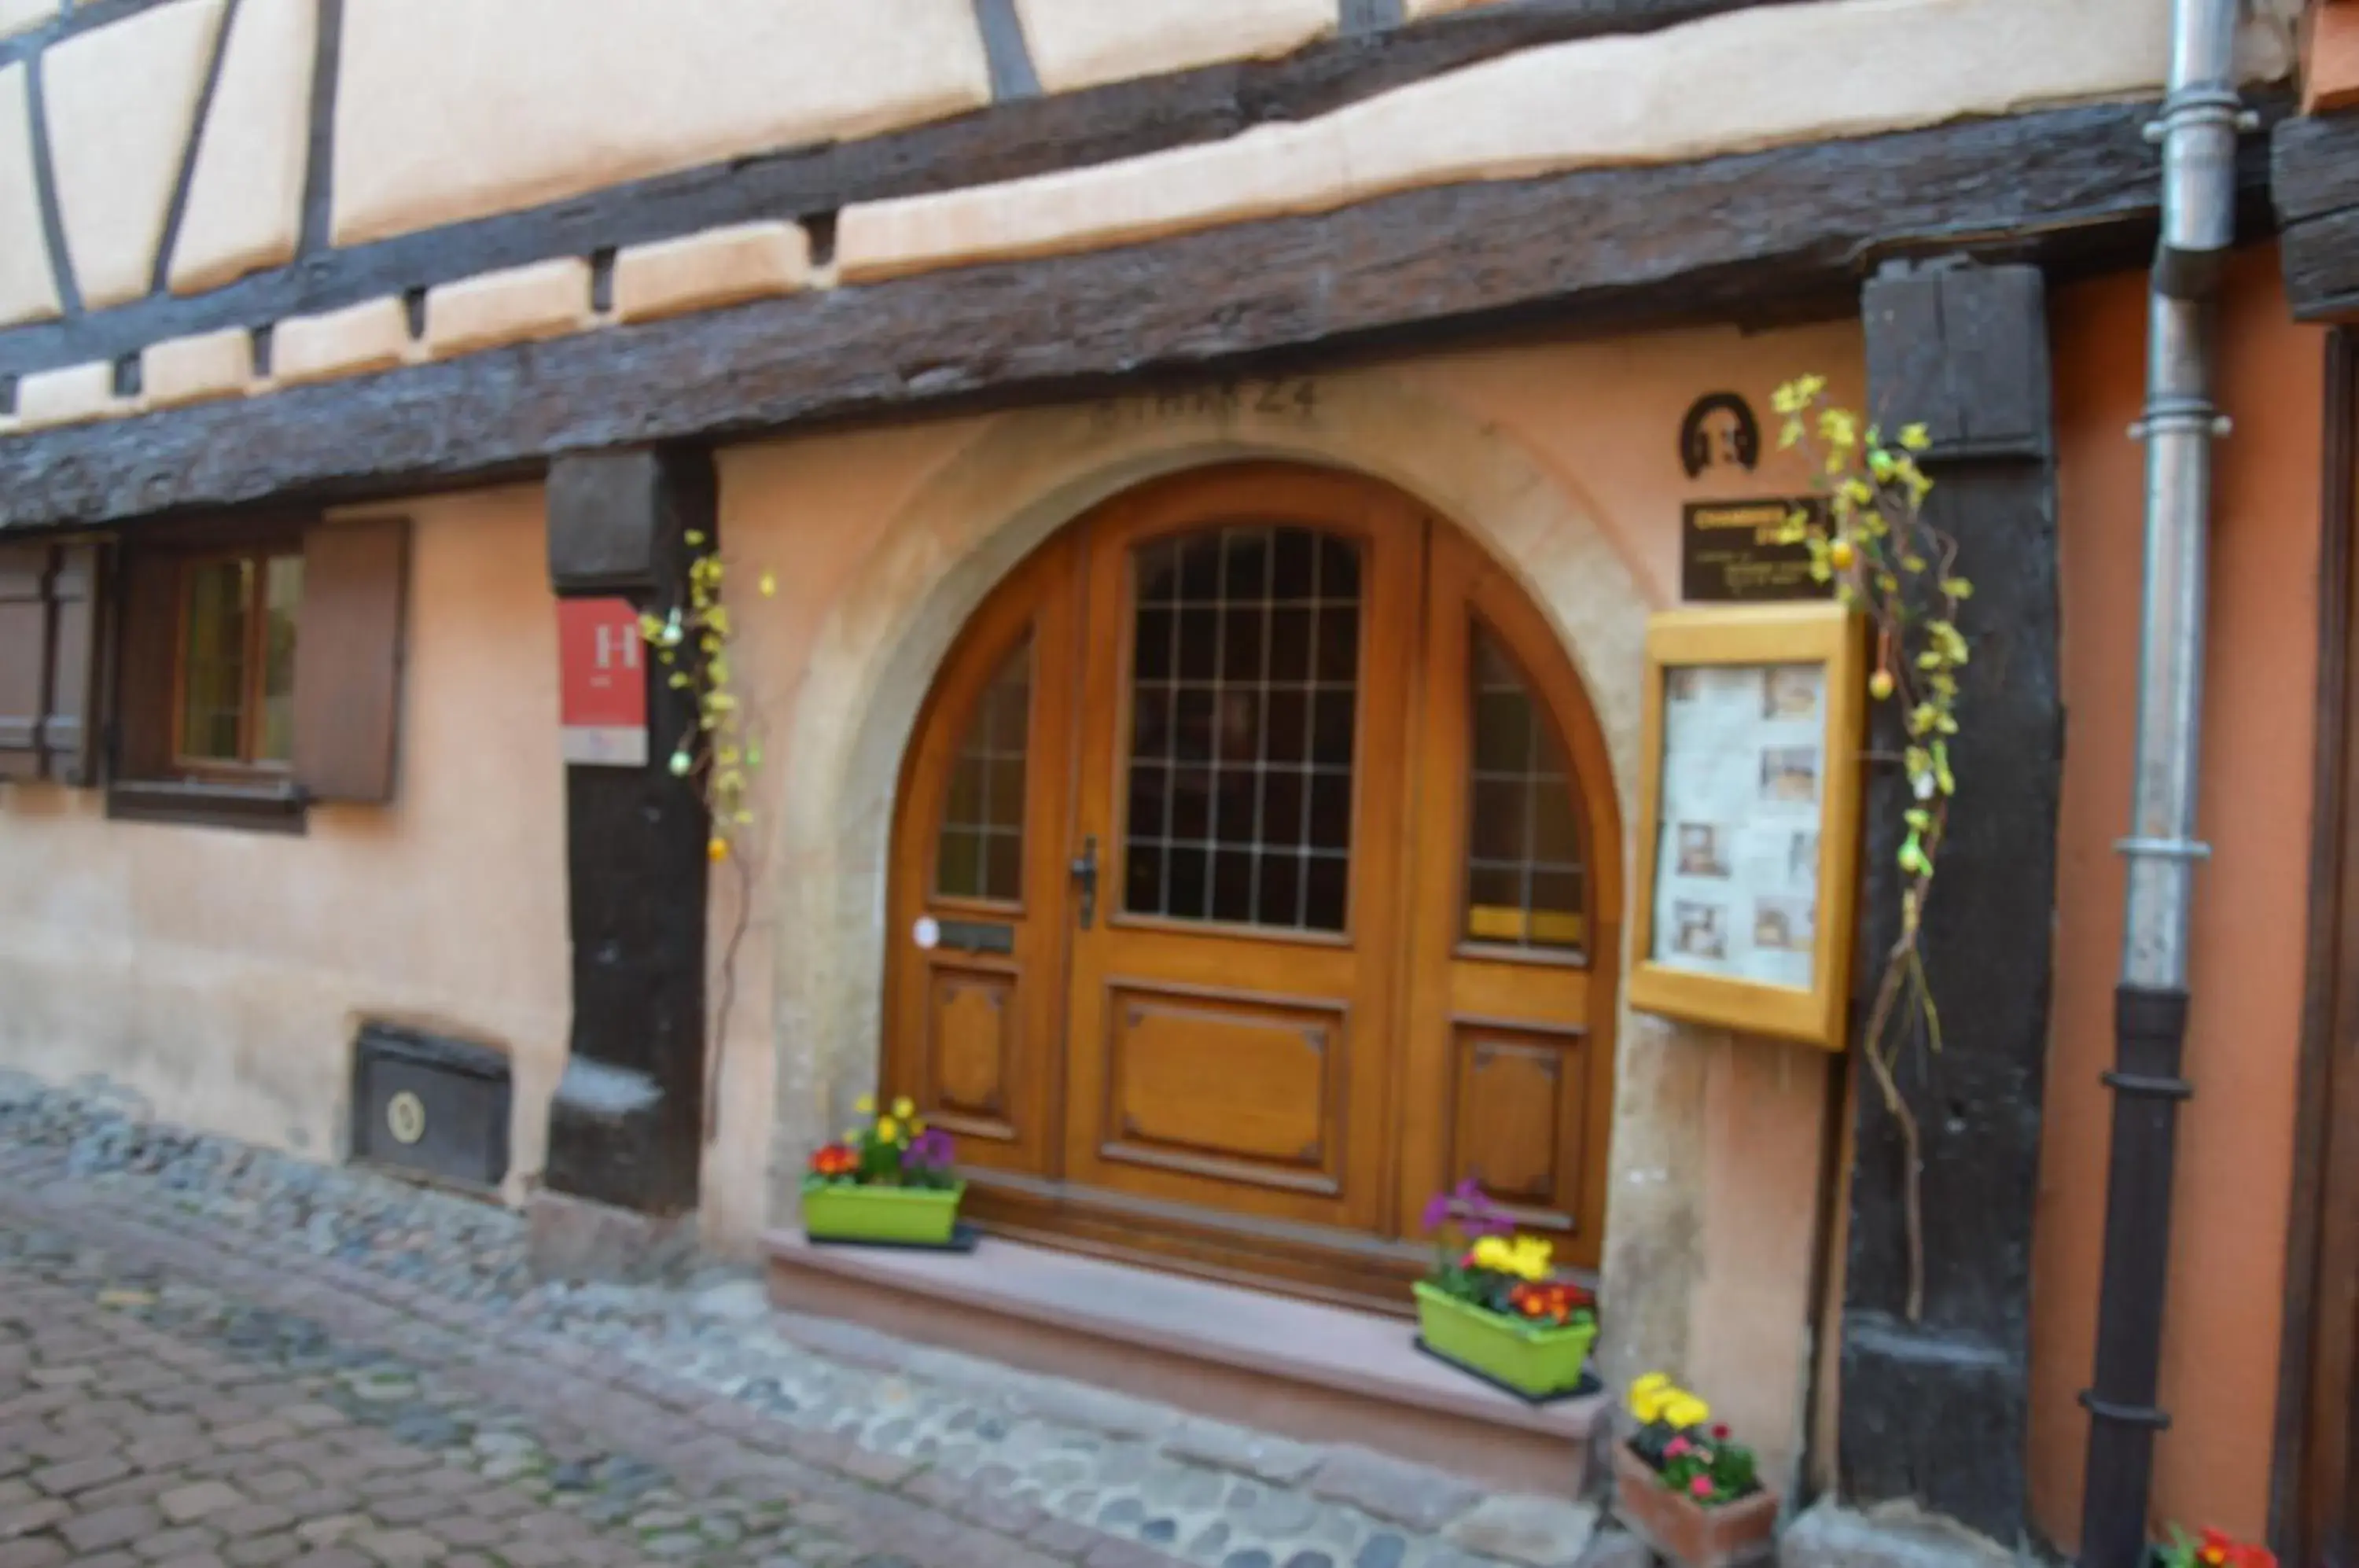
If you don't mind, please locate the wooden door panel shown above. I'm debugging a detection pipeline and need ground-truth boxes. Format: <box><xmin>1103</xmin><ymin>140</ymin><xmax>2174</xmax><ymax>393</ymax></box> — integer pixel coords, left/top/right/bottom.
<box><xmin>1063</xmin><ymin>467</ymin><xmax>1422</xmax><ymax>1234</ymax></box>
<box><xmin>923</xmin><ymin>963</ymin><xmax>1018</xmax><ymax>1139</ymax></box>
<box><xmin>1448</xmin><ymin>1022</ymin><xmax>1592</xmax><ymax>1234</ymax></box>
<box><xmin>1398</xmin><ymin>525</ymin><xmax>1621</xmax><ymax>1272</ymax></box>
<box><xmin>884</xmin><ymin>534</ymin><xmax>1081</xmax><ymax>1182</ymax></box>
<box><xmin>1099</xmin><ymin>983</ymin><xmax>1343</xmax><ymax>1192</ymax></box>
<box><xmin>889</xmin><ymin>464</ymin><xmax>1622</xmax><ymax>1300</ymax></box>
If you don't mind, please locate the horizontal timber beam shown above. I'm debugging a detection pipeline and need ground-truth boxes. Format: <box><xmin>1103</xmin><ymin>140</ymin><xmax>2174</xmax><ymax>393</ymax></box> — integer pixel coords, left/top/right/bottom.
<box><xmin>0</xmin><ymin>98</ymin><xmax>2276</xmax><ymax>532</ymax></box>
<box><xmin>0</xmin><ymin>0</ymin><xmax>1802</xmax><ymax>381</ymax></box>
<box><xmin>2276</xmin><ymin>112</ymin><xmax>2359</xmax><ymax>320</ymax></box>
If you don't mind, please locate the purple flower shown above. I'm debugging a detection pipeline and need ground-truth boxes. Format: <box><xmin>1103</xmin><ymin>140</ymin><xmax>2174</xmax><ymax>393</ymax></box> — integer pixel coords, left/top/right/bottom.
<box><xmin>1420</xmin><ymin>1191</ymin><xmax>1454</xmax><ymax>1233</ymax></box>
<box><xmin>902</xmin><ymin>1128</ymin><xmax>955</xmax><ymax>1170</ymax></box>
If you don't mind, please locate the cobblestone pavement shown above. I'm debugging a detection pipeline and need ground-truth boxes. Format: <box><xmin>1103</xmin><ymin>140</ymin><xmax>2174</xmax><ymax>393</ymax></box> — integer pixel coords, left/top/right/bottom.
<box><xmin>0</xmin><ymin>1080</ymin><xmax>1608</xmax><ymax>1568</ymax></box>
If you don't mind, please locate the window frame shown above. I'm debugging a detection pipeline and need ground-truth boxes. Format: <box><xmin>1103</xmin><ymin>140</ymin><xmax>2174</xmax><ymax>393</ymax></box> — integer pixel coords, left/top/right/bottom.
<box><xmin>167</xmin><ymin>545</ymin><xmax>303</xmax><ymax>779</ymax></box>
<box><xmin>105</xmin><ymin>514</ymin><xmax>314</xmax><ymax>834</ymax></box>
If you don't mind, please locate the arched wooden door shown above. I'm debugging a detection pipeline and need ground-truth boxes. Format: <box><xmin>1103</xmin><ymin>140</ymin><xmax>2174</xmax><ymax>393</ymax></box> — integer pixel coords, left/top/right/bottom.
<box><xmin>884</xmin><ymin>465</ymin><xmax>1620</xmax><ymax>1311</ymax></box>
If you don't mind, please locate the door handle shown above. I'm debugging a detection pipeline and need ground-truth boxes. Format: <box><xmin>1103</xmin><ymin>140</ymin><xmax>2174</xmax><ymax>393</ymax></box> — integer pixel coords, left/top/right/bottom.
<box><xmin>1070</xmin><ymin>836</ymin><xmax>1099</xmax><ymax>929</ymax></box>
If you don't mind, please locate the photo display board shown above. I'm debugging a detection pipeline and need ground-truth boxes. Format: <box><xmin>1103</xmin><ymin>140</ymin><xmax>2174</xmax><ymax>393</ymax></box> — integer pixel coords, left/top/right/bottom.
<box><xmin>1628</xmin><ymin>602</ymin><xmax>1866</xmax><ymax>1049</ymax></box>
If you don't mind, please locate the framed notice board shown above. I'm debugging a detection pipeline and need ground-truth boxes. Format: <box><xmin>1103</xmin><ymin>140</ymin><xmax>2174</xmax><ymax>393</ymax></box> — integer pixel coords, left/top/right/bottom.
<box><xmin>1627</xmin><ymin>601</ymin><xmax>1867</xmax><ymax>1049</ymax></box>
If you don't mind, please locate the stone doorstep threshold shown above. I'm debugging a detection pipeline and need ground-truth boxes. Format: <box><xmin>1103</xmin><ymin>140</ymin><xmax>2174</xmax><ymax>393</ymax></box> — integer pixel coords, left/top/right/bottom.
<box><xmin>764</xmin><ymin>1228</ymin><xmax>1608</xmax><ymax>1496</ymax></box>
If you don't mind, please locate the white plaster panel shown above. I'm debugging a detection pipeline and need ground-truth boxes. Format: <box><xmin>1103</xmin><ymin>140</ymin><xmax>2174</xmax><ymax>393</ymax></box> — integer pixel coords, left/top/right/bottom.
<box><xmin>331</xmin><ymin>0</ymin><xmax>991</xmax><ymax>248</ymax></box>
<box><xmin>840</xmin><ymin>0</ymin><xmax>2290</xmax><ymax>284</ymax></box>
<box><xmin>614</xmin><ymin>221</ymin><xmax>811</xmax><ymax>325</ymax></box>
<box><xmin>0</xmin><ymin>64</ymin><xmax>60</xmax><ymax>328</ymax></box>
<box><xmin>1010</xmin><ymin>0</ymin><xmax>1337</xmax><ymax>93</ymax></box>
<box><xmin>144</xmin><ymin>325</ymin><xmax>255</xmax><ymax>407</ymax></box>
<box><xmin>0</xmin><ymin>0</ymin><xmax>57</xmax><ymax>41</ymax></box>
<box><xmin>17</xmin><ymin>360</ymin><xmax>121</xmax><ymax>428</ymax></box>
<box><xmin>271</xmin><ymin>296</ymin><xmax>411</xmax><ymax>385</ymax></box>
<box><xmin>45</xmin><ymin>0</ymin><xmax>228</xmax><ymax>308</ymax></box>
<box><xmin>423</xmin><ymin>256</ymin><xmax>591</xmax><ymax>359</ymax></box>
<box><xmin>169</xmin><ymin>0</ymin><xmax>316</xmax><ymax>296</ymax></box>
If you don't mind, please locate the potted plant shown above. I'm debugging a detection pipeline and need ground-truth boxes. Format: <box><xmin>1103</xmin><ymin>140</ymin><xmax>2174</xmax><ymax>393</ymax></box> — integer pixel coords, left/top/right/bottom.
<box><xmin>1411</xmin><ymin>1179</ymin><xmax>1599</xmax><ymax>1400</ymax></box>
<box><xmin>800</xmin><ymin>1095</ymin><xmax>965</xmax><ymax>1246</ymax></box>
<box><xmin>1614</xmin><ymin>1375</ymin><xmax>1777</xmax><ymax>1568</ymax></box>
<box><xmin>2157</xmin><ymin>1526</ymin><xmax>2275</xmax><ymax>1568</ymax></box>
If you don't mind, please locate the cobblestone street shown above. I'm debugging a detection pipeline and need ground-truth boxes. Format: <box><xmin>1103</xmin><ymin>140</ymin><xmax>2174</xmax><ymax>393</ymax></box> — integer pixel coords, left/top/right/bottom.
<box><xmin>0</xmin><ymin>1082</ymin><xmax>1603</xmax><ymax>1568</ymax></box>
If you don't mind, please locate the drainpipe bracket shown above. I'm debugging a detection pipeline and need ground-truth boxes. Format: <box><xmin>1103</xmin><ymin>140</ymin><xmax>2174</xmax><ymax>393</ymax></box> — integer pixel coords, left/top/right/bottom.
<box><xmin>2113</xmin><ymin>834</ymin><xmax>2212</xmax><ymax>861</ymax></box>
<box><xmin>2099</xmin><ymin>1068</ymin><xmax>2195</xmax><ymax>1100</ymax></box>
<box><xmin>2077</xmin><ymin>1391</ymin><xmax>2174</xmax><ymax>1430</ymax></box>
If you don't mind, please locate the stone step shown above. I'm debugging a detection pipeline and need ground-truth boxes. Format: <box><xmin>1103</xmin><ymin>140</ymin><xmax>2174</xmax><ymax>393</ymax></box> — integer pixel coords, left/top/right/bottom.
<box><xmin>764</xmin><ymin>1227</ymin><xmax>1607</xmax><ymax>1497</ymax></box>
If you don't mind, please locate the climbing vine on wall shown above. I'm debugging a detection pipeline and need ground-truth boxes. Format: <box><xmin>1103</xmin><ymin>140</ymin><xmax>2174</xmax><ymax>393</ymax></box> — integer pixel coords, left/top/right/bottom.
<box><xmin>641</xmin><ymin>536</ymin><xmax>776</xmax><ymax>1143</ymax></box>
<box><xmin>1774</xmin><ymin>374</ymin><xmax>1971</xmax><ymax>1323</ymax></box>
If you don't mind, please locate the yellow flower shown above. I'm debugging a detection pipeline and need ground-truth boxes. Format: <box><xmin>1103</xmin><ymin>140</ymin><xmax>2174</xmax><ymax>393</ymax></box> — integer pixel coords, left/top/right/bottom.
<box><xmin>892</xmin><ymin>1097</ymin><xmax>915</xmax><ymax>1120</ymax></box>
<box><xmin>877</xmin><ymin>1117</ymin><xmax>899</xmax><ymax>1142</ymax></box>
<box><xmin>1664</xmin><ymin>1394</ymin><xmax>1713</xmax><ymax>1430</ymax></box>
<box><xmin>759</xmin><ymin>571</ymin><xmax>778</xmax><ymax>598</ymax></box>
<box><xmin>854</xmin><ymin>1095</ymin><xmax>876</xmax><ymax>1116</ymax></box>
<box><xmin>1629</xmin><ymin>1373</ymin><xmax>1673</xmax><ymax>1423</ymax></box>
<box><xmin>1472</xmin><ymin>1234</ymin><xmax>1554</xmax><ymax>1281</ymax></box>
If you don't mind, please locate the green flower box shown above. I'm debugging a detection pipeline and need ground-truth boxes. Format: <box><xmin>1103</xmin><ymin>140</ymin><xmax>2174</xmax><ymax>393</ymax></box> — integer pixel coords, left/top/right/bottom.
<box><xmin>800</xmin><ymin>1177</ymin><xmax>966</xmax><ymax>1246</ymax></box>
<box><xmin>1413</xmin><ymin>1280</ymin><xmax>1598</xmax><ymax>1399</ymax></box>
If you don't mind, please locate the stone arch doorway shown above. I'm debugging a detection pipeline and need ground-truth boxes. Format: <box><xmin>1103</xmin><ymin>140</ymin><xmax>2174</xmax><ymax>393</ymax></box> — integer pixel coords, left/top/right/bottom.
<box><xmin>879</xmin><ymin>462</ymin><xmax>1622</xmax><ymax>1310</ymax></box>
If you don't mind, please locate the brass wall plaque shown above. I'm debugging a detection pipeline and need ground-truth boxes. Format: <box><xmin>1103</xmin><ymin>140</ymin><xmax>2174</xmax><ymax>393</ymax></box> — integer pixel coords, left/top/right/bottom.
<box><xmin>1680</xmin><ymin>499</ymin><xmax>1832</xmax><ymax>603</ymax></box>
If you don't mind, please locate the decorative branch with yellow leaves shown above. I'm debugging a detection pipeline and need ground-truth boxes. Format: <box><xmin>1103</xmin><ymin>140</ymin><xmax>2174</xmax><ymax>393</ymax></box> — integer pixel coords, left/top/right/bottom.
<box><xmin>1772</xmin><ymin>374</ymin><xmax>1971</xmax><ymax>1323</ymax></box>
<box><xmin>639</xmin><ymin>531</ymin><xmax>778</xmax><ymax>1143</ymax></box>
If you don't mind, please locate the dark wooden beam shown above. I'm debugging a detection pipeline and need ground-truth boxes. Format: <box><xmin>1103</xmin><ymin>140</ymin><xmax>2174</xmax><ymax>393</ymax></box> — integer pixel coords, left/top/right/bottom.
<box><xmin>2276</xmin><ymin>112</ymin><xmax>2359</xmax><ymax>320</ymax></box>
<box><xmin>1840</xmin><ymin>261</ymin><xmax>2060</xmax><ymax>1544</ymax></box>
<box><xmin>542</xmin><ymin>447</ymin><xmax>712</xmax><ymax>1218</ymax></box>
<box><xmin>0</xmin><ymin>98</ymin><xmax>2268</xmax><ymax>533</ymax></box>
<box><xmin>0</xmin><ymin>0</ymin><xmax>1805</xmax><ymax>379</ymax></box>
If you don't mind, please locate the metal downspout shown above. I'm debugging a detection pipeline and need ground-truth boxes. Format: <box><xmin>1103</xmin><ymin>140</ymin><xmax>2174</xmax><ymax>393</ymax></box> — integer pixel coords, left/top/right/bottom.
<box><xmin>2077</xmin><ymin>2</ymin><xmax>2247</xmax><ymax>1564</ymax></box>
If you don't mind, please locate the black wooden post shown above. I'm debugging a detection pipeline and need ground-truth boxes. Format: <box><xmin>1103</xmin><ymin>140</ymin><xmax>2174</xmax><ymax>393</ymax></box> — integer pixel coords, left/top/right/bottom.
<box><xmin>537</xmin><ymin>447</ymin><xmax>713</xmax><ymax>1232</ymax></box>
<box><xmin>1837</xmin><ymin>261</ymin><xmax>2063</xmax><ymax>1544</ymax></box>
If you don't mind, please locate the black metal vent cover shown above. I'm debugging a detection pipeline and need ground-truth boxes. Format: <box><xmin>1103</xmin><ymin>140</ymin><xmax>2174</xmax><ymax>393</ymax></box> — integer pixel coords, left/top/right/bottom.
<box><xmin>350</xmin><ymin>1021</ymin><xmax>512</xmax><ymax>1193</ymax></box>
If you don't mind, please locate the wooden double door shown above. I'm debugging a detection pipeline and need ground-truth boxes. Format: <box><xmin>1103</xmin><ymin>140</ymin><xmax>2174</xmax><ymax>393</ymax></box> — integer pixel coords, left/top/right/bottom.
<box><xmin>885</xmin><ymin>466</ymin><xmax>1620</xmax><ymax>1309</ymax></box>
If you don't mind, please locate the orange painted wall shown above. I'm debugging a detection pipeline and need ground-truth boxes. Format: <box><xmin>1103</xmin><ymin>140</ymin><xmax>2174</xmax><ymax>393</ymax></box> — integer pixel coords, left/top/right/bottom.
<box><xmin>2030</xmin><ymin>250</ymin><xmax>2327</xmax><ymax>1549</ymax></box>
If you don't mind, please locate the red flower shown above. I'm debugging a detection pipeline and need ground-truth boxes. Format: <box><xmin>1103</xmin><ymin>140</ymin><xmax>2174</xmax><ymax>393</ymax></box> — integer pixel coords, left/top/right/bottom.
<box><xmin>1689</xmin><ymin>1476</ymin><xmax>1714</xmax><ymax>1500</ymax></box>
<box><xmin>1665</xmin><ymin>1436</ymin><xmax>1691</xmax><ymax>1458</ymax></box>
<box><xmin>1712</xmin><ymin>1424</ymin><xmax>1732</xmax><ymax>1441</ymax></box>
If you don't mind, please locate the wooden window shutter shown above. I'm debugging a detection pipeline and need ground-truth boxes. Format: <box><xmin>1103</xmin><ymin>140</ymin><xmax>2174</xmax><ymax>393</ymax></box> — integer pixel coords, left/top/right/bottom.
<box><xmin>0</xmin><ymin>543</ymin><xmax>101</xmax><ymax>784</ymax></box>
<box><xmin>115</xmin><ymin>547</ymin><xmax>182</xmax><ymax>781</ymax></box>
<box><xmin>42</xmin><ymin>546</ymin><xmax>100</xmax><ymax>785</ymax></box>
<box><xmin>0</xmin><ymin>545</ymin><xmax>46</xmax><ymax>780</ymax></box>
<box><xmin>294</xmin><ymin>517</ymin><xmax>410</xmax><ymax>804</ymax></box>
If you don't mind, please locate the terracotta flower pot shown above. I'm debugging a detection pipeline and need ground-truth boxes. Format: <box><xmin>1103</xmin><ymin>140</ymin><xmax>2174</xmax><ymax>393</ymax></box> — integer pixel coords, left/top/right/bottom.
<box><xmin>1613</xmin><ymin>1443</ymin><xmax>1779</xmax><ymax>1568</ymax></box>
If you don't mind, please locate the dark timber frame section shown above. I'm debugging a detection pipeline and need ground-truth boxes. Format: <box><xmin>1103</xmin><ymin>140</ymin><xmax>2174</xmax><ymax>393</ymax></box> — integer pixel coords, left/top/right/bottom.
<box><xmin>540</xmin><ymin>449</ymin><xmax>713</xmax><ymax>1217</ymax></box>
<box><xmin>1841</xmin><ymin>262</ymin><xmax>2062</xmax><ymax>1546</ymax></box>
<box><xmin>2271</xmin><ymin>329</ymin><xmax>2357</xmax><ymax>1567</ymax></box>
<box><xmin>2276</xmin><ymin>112</ymin><xmax>2359</xmax><ymax>321</ymax></box>
<box><xmin>0</xmin><ymin>99</ymin><xmax>2277</xmax><ymax>534</ymax></box>
<box><xmin>0</xmin><ymin>0</ymin><xmax>1805</xmax><ymax>381</ymax></box>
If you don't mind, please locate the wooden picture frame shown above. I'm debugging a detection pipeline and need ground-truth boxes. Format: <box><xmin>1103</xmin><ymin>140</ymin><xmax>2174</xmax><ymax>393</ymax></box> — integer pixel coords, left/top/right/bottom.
<box><xmin>1627</xmin><ymin>601</ymin><xmax>1867</xmax><ymax>1050</ymax></box>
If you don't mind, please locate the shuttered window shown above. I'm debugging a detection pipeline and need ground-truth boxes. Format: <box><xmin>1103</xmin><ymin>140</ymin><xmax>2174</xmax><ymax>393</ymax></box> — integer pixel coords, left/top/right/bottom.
<box><xmin>109</xmin><ymin>517</ymin><xmax>410</xmax><ymax>828</ymax></box>
<box><xmin>0</xmin><ymin>543</ymin><xmax>101</xmax><ymax>787</ymax></box>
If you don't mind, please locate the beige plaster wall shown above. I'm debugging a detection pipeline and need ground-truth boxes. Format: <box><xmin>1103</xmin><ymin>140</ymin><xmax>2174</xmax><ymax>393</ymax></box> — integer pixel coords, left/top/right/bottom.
<box><xmin>0</xmin><ymin>0</ymin><xmax>2301</xmax><ymax>374</ymax></box>
<box><xmin>0</xmin><ymin>485</ymin><xmax>572</xmax><ymax>1196</ymax></box>
<box><xmin>328</xmin><ymin>0</ymin><xmax>993</xmax><ymax>248</ymax></box>
<box><xmin>708</xmin><ymin>325</ymin><xmax>1862</xmax><ymax>1493</ymax></box>
<box><xmin>838</xmin><ymin>0</ymin><xmax>2297</xmax><ymax>283</ymax></box>
<box><xmin>2030</xmin><ymin>252</ymin><xmax>2324</xmax><ymax>1550</ymax></box>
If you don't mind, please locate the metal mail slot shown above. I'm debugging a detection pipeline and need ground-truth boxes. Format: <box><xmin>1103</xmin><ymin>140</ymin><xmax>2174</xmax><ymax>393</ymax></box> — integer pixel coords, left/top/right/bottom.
<box><xmin>937</xmin><ymin>919</ymin><xmax>1015</xmax><ymax>955</ymax></box>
